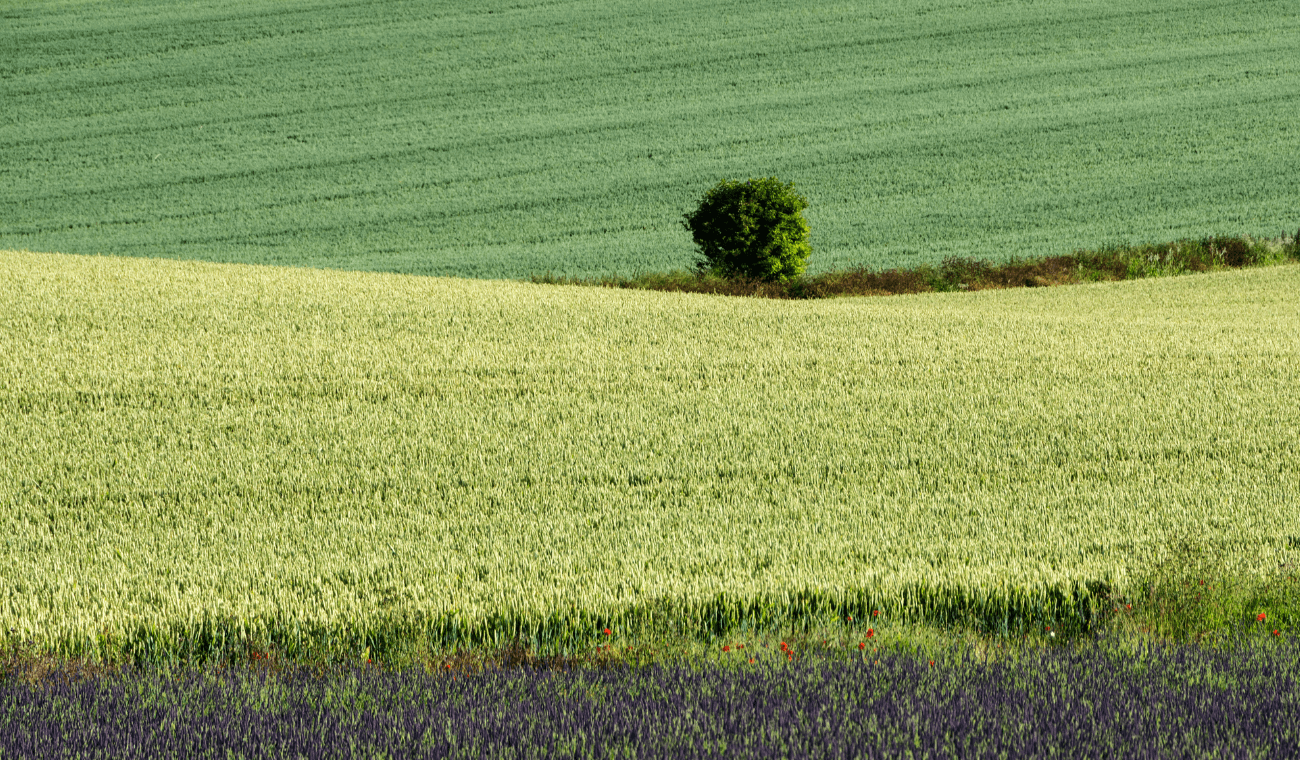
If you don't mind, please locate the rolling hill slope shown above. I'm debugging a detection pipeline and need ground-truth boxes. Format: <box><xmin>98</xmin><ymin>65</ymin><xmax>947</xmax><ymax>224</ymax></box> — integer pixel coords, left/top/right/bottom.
<box><xmin>2</xmin><ymin>0</ymin><xmax>1298</xmax><ymax>280</ymax></box>
<box><xmin>3</xmin><ymin>249</ymin><xmax>1297</xmax><ymax>664</ymax></box>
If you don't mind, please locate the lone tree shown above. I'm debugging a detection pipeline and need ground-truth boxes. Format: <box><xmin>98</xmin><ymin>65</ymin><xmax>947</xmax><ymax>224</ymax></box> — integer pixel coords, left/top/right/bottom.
<box><xmin>681</xmin><ymin>176</ymin><xmax>812</xmax><ymax>283</ymax></box>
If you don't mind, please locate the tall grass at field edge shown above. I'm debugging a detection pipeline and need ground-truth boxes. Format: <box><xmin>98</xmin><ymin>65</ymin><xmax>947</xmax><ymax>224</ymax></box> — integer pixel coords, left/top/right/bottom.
<box><xmin>530</xmin><ymin>232</ymin><xmax>1300</xmax><ymax>298</ymax></box>
<box><xmin>3</xmin><ymin>526</ymin><xmax>1297</xmax><ymax>692</ymax></box>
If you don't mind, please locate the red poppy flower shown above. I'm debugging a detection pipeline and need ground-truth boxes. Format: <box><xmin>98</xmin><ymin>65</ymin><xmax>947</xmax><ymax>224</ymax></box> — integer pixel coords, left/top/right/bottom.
<box><xmin>847</xmin><ymin>616</ymin><xmax>853</xmax><ymax>622</ymax></box>
<box><xmin>866</xmin><ymin>629</ymin><xmax>875</xmax><ymax>638</ymax></box>
<box><xmin>1274</xmin><ymin>630</ymin><xmax>1280</xmax><ymax>636</ymax></box>
<box><xmin>603</xmin><ymin>628</ymin><xmax>612</xmax><ymax>636</ymax></box>
<box><xmin>1257</xmin><ymin>612</ymin><xmax>1267</xmax><ymax>623</ymax></box>
<box><xmin>872</xmin><ymin>610</ymin><xmax>879</xmax><ymax>616</ymax></box>
<box><xmin>723</xmin><ymin>645</ymin><xmax>730</xmax><ymax>652</ymax></box>
<box><xmin>858</xmin><ymin>642</ymin><xmax>865</xmax><ymax>650</ymax></box>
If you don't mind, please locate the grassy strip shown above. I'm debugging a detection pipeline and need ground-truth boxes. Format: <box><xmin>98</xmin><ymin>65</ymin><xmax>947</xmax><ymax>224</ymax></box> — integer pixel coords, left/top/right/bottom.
<box><xmin>3</xmin><ymin>528</ymin><xmax>1296</xmax><ymax>692</ymax></box>
<box><xmin>530</xmin><ymin>233</ymin><xmax>1300</xmax><ymax>298</ymax></box>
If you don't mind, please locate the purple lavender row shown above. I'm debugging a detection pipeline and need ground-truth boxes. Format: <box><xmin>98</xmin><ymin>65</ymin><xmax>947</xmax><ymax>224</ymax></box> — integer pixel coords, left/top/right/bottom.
<box><xmin>3</xmin><ymin>636</ymin><xmax>1298</xmax><ymax>759</ymax></box>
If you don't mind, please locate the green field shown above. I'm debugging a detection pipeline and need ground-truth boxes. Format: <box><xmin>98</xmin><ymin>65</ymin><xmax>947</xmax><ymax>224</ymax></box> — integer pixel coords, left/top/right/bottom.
<box><xmin>2</xmin><ymin>0</ymin><xmax>1298</xmax><ymax>280</ymax></box>
<box><xmin>3</xmin><ymin>249</ymin><xmax>1297</xmax><ymax>668</ymax></box>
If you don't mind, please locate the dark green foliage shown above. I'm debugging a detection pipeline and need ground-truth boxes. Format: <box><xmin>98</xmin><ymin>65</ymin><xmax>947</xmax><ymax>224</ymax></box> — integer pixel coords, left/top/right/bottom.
<box><xmin>681</xmin><ymin>177</ymin><xmax>812</xmax><ymax>283</ymax></box>
<box><xmin>533</xmin><ymin>234</ymin><xmax>1300</xmax><ymax>300</ymax></box>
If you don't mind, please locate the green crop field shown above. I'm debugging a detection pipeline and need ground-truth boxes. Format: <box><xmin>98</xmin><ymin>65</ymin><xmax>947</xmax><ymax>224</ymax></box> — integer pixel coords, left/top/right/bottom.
<box><xmin>2</xmin><ymin>249</ymin><xmax>1297</xmax><ymax>667</ymax></box>
<box><xmin>2</xmin><ymin>0</ymin><xmax>1298</xmax><ymax>281</ymax></box>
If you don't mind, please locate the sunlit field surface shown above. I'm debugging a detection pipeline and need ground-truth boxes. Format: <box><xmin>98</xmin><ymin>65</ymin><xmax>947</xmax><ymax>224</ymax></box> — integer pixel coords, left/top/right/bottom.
<box><xmin>2</xmin><ymin>250</ymin><xmax>1297</xmax><ymax>668</ymax></box>
<box><xmin>2</xmin><ymin>0</ymin><xmax>1298</xmax><ymax>280</ymax></box>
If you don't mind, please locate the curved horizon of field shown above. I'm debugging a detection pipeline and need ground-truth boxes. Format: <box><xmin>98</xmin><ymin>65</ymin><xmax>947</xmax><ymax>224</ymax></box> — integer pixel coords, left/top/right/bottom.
<box><xmin>2</xmin><ymin>0</ymin><xmax>1299</xmax><ymax>281</ymax></box>
<box><xmin>2</xmin><ymin>248</ymin><xmax>1297</xmax><ymax>671</ymax></box>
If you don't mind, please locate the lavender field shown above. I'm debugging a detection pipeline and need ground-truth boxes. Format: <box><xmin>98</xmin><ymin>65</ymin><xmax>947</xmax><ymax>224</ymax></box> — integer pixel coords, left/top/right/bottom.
<box><xmin>4</xmin><ymin>634</ymin><xmax>1299</xmax><ymax>758</ymax></box>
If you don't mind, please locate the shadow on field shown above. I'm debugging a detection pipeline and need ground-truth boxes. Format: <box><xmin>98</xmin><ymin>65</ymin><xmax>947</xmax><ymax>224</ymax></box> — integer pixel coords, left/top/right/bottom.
<box><xmin>4</xmin><ymin>529</ymin><xmax>1295</xmax><ymax>691</ymax></box>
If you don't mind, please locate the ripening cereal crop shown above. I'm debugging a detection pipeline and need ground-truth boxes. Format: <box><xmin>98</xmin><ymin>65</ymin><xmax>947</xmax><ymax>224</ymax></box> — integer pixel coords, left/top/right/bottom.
<box><xmin>1</xmin><ymin>250</ymin><xmax>1297</xmax><ymax>667</ymax></box>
